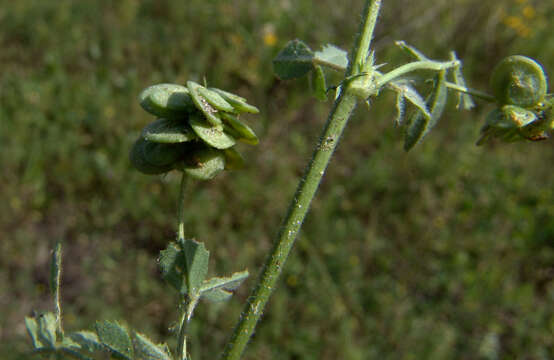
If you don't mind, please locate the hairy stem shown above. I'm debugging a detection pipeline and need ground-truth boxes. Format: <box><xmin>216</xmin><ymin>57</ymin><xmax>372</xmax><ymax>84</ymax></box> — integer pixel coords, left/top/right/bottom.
<box><xmin>220</xmin><ymin>1</ymin><xmax>382</xmax><ymax>359</ymax></box>
<box><xmin>177</xmin><ymin>297</ymin><xmax>198</xmax><ymax>360</ymax></box>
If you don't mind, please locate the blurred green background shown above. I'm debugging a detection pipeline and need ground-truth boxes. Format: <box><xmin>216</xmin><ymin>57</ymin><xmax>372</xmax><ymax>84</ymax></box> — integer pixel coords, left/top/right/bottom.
<box><xmin>1</xmin><ymin>0</ymin><xmax>553</xmax><ymax>359</ymax></box>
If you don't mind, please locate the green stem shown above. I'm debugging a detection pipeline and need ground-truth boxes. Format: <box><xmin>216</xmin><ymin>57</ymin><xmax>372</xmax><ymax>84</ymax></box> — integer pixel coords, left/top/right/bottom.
<box><xmin>219</xmin><ymin>1</ymin><xmax>382</xmax><ymax>359</ymax></box>
<box><xmin>375</xmin><ymin>59</ymin><xmax>460</xmax><ymax>88</ymax></box>
<box><xmin>445</xmin><ymin>81</ymin><xmax>496</xmax><ymax>102</ymax></box>
<box><xmin>51</xmin><ymin>241</ymin><xmax>63</xmax><ymax>337</ymax></box>
<box><xmin>176</xmin><ymin>297</ymin><xmax>198</xmax><ymax>360</ymax></box>
<box><xmin>177</xmin><ymin>174</ymin><xmax>188</xmax><ymax>241</ymax></box>
<box><xmin>176</xmin><ymin>172</ymin><xmax>190</xmax><ymax>360</ymax></box>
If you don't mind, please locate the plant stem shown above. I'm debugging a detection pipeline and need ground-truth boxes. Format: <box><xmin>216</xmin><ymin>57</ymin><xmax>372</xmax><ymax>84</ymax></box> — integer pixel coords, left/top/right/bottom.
<box><xmin>177</xmin><ymin>174</ymin><xmax>188</xmax><ymax>241</ymax></box>
<box><xmin>445</xmin><ymin>81</ymin><xmax>496</xmax><ymax>102</ymax></box>
<box><xmin>51</xmin><ymin>241</ymin><xmax>63</xmax><ymax>337</ymax></box>
<box><xmin>220</xmin><ymin>1</ymin><xmax>382</xmax><ymax>359</ymax></box>
<box><xmin>176</xmin><ymin>172</ymin><xmax>190</xmax><ymax>360</ymax></box>
<box><xmin>375</xmin><ymin>59</ymin><xmax>460</xmax><ymax>88</ymax></box>
<box><xmin>176</xmin><ymin>297</ymin><xmax>198</xmax><ymax>360</ymax></box>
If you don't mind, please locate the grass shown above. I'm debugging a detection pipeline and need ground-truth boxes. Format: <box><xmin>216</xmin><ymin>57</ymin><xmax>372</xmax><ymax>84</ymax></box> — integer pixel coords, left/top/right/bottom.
<box><xmin>1</xmin><ymin>0</ymin><xmax>552</xmax><ymax>359</ymax></box>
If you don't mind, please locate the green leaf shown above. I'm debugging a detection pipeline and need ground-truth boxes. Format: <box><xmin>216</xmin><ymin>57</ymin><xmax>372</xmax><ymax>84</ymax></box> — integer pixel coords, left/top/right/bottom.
<box><xmin>404</xmin><ymin>70</ymin><xmax>448</xmax><ymax>151</ymax></box>
<box><xmin>394</xmin><ymin>91</ymin><xmax>406</xmax><ymax>126</ymax></box>
<box><xmin>201</xmin><ymin>289</ymin><xmax>233</xmax><ymax>302</ymax></box>
<box><xmin>200</xmin><ymin>270</ymin><xmax>249</xmax><ymax>302</ymax></box>
<box><xmin>390</xmin><ymin>80</ymin><xmax>431</xmax><ymax>120</ymax></box>
<box><xmin>133</xmin><ymin>332</ymin><xmax>173</xmax><ymax>360</ymax></box>
<box><xmin>25</xmin><ymin>316</ymin><xmax>43</xmax><ymax>349</ymax></box>
<box><xmin>395</xmin><ymin>41</ymin><xmax>429</xmax><ymax>60</ymax></box>
<box><xmin>159</xmin><ymin>242</ymin><xmax>186</xmax><ymax>293</ymax></box>
<box><xmin>189</xmin><ymin>113</ymin><xmax>237</xmax><ymax>150</ymax></box>
<box><xmin>38</xmin><ymin>312</ymin><xmax>58</xmax><ymax>348</ymax></box>
<box><xmin>311</xmin><ymin>65</ymin><xmax>328</xmax><ymax>101</ymax></box>
<box><xmin>139</xmin><ymin>84</ymin><xmax>194</xmax><ymax>118</ymax></box>
<box><xmin>220</xmin><ymin>113</ymin><xmax>259</xmax><ymax>145</ymax></box>
<box><xmin>313</xmin><ymin>44</ymin><xmax>349</xmax><ymax>70</ymax></box>
<box><xmin>273</xmin><ymin>39</ymin><xmax>314</xmax><ymax>80</ymax></box>
<box><xmin>142</xmin><ymin>118</ymin><xmax>196</xmax><ymax>144</ymax></box>
<box><xmin>69</xmin><ymin>331</ymin><xmax>103</xmax><ymax>353</ymax></box>
<box><xmin>95</xmin><ymin>321</ymin><xmax>134</xmax><ymax>360</ymax></box>
<box><xmin>450</xmin><ymin>51</ymin><xmax>475</xmax><ymax>110</ymax></box>
<box><xmin>182</xmin><ymin>239</ymin><xmax>210</xmax><ymax>297</ymax></box>
<box><xmin>187</xmin><ymin>81</ymin><xmax>223</xmax><ymax>126</ymax></box>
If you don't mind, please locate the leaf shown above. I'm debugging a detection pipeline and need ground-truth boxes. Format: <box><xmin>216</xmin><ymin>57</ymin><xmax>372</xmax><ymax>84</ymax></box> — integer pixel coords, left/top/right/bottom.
<box><xmin>394</xmin><ymin>91</ymin><xmax>406</xmax><ymax>126</ymax></box>
<box><xmin>389</xmin><ymin>80</ymin><xmax>431</xmax><ymax>119</ymax></box>
<box><xmin>311</xmin><ymin>65</ymin><xmax>328</xmax><ymax>101</ymax></box>
<box><xmin>450</xmin><ymin>51</ymin><xmax>475</xmax><ymax>110</ymax></box>
<box><xmin>142</xmin><ymin>118</ymin><xmax>197</xmax><ymax>144</ymax></box>
<box><xmin>133</xmin><ymin>332</ymin><xmax>173</xmax><ymax>360</ymax></box>
<box><xmin>273</xmin><ymin>39</ymin><xmax>314</xmax><ymax>80</ymax></box>
<box><xmin>159</xmin><ymin>242</ymin><xmax>186</xmax><ymax>293</ymax></box>
<box><xmin>313</xmin><ymin>44</ymin><xmax>349</xmax><ymax>70</ymax></box>
<box><xmin>38</xmin><ymin>312</ymin><xmax>58</xmax><ymax>348</ymax></box>
<box><xmin>69</xmin><ymin>331</ymin><xmax>103</xmax><ymax>353</ymax></box>
<box><xmin>395</xmin><ymin>41</ymin><xmax>429</xmax><ymax>60</ymax></box>
<box><xmin>404</xmin><ymin>70</ymin><xmax>448</xmax><ymax>151</ymax></box>
<box><xmin>200</xmin><ymin>270</ymin><xmax>249</xmax><ymax>302</ymax></box>
<box><xmin>25</xmin><ymin>317</ymin><xmax>43</xmax><ymax>349</ymax></box>
<box><xmin>95</xmin><ymin>321</ymin><xmax>134</xmax><ymax>360</ymax></box>
<box><xmin>182</xmin><ymin>239</ymin><xmax>210</xmax><ymax>297</ymax></box>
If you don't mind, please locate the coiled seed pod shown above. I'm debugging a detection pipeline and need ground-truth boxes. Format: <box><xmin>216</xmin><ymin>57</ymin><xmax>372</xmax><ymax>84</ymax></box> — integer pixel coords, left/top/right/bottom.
<box><xmin>490</xmin><ymin>55</ymin><xmax>547</xmax><ymax>108</ymax></box>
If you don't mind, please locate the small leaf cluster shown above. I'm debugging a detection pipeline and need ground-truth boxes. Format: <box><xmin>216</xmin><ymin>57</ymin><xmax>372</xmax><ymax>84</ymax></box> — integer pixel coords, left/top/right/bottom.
<box><xmin>25</xmin><ymin>316</ymin><xmax>173</xmax><ymax>360</ymax></box>
<box><xmin>478</xmin><ymin>55</ymin><xmax>553</xmax><ymax>145</ymax></box>
<box><xmin>159</xmin><ymin>238</ymin><xmax>249</xmax><ymax>304</ymax></box>
<box><xmin>273</xmin><ymin>39</ymin><xmax>349</xmax><ymax>102</ymax></box>
<box><xmin>131</xmin><ymin>82</ymin><xmax>260</xmax><ymax>180</ymax></box>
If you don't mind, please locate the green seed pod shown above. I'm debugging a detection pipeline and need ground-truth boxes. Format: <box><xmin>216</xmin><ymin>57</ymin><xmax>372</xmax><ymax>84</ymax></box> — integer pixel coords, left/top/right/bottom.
<box><xmin>141</xmin><ymin>118</ymin><xmax>197</xmax><ymax>143</ymax></box>
<box><xmin>197</xmin><ymin>87</ymin><xmax>235</xmax><ymax>112</ymax></box>
<box><xmin>187</xmin><ymin>81</ymin><xmax>223</xmax><ymax>126</ymax></box>
<box><xmin>209</xmin><ymin>88</ymin><xmax>260</xmax><ymax>114</ymax></box>
<box><xmin>178</xmin><ymin>146</ymin><xmax>226</xmax><ymax>180</ymax></box>
<box><xmin>476</xmin><ymin>105</ymin><xmax>539</xmax><ymax>145</ymax></box>
<box><xmin>139</xmin><ymin>84</ymin><xmax>194</xmax><ymax>118</ymax></box>
<box><xmin>130</xmin><ymin>138</ymin><xmax>176</xmax><ymax>174</ymax></box>
<box><xmin>223</xmin><ymin>148</ymin><xmax>246</xmax><ymax>170</ymax></box>
<box><xmin>490</xmin><ymin>55</ymin><xmax>547</xmax><ymax>108</ymax></box>
<box><xmin>189</xmin><ymin>113</ymin><xmax>237</xmax><ymax>149</ymax></box>
<box><xmin>220</xmin><ymin>113</ymin><xmax>259</xmax><ymax>145</ymax></box>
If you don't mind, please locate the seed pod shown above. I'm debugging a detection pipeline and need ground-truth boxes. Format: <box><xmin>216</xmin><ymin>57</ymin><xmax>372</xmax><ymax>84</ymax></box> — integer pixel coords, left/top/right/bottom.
<box><xmin>130</xmin><ymin>138</ymin><xmax>176</xmax><ymax>174</ymax></box>
<box><xmin>223</xmin><ymin>148</ymin><xmax>246</xmax><ymax>170</ymax></box>
<box><xmin>178</xmin><ymin>146</ymin><xmax>226</xmax><ymax>180</ymax></box>
<box><xmin>139</xmin><ymin>84</ymin><xmax>194</xmax><ymax>118</ymax></box>
<box><xmin>209</xmin><ymin>88</ymin><xmax>260</xmax><ymax>114</ymax></box>
<box><xmin>476</xmin><ymin>105</ymin><xmax>538</xmax><ymax>145</ymax></box>
<box><xmin>189</xmin><ymin>113</ymin><xmax>237</xmax><ymax>149</ymax></box>
<box><xmin>490</xmin><ymin>55</ymin><xmax>547</xmax><ymax>108</ymax></box>
<box><xmin>187</xmin><ymin>81</ymin><xmax>223</xmax><ymax>126</ymax></box>
<box><xmin>141</xmin><ymin>118</ymin><xmax>197</xmax><ymax>143</ymax></box>
<box><xmin>220</xmin><ymin>113</ymin><xmax>259</xmax><ymax>145</ymax></box>
<box><xmin>197</xmin><ymin>86</ymin><xmax>235</xmax><ymax>112</ymax></box>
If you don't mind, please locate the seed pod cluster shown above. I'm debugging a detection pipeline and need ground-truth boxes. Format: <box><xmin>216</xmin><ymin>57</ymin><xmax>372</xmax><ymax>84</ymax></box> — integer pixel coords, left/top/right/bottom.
<box><xmin>478</xmin><ymin>56</ymin><xmax>553</xmax><ymax>145</ymax></box>
<box><xmin>130</xmin><ymin>82</ymin><xmax>259</xmax><ymax>180</ymax></box>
